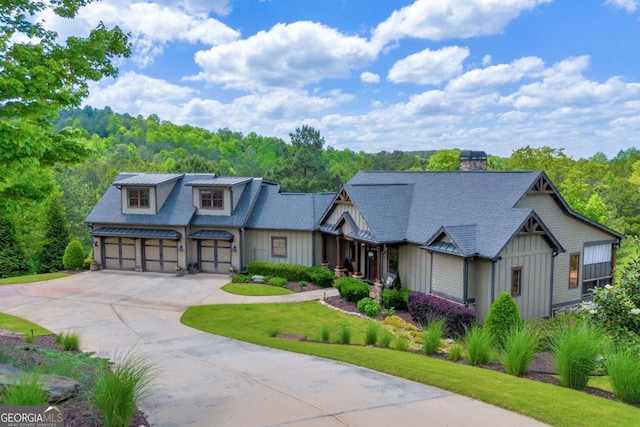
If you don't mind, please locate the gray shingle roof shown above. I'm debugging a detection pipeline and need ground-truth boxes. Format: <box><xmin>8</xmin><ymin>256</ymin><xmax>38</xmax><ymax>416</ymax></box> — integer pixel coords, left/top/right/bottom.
<box><xmin>341</xmin><ymin>170</ymin><xmax>551</xmax><ymax>259</ymax></box>
<box><xmin>245</xmin><ymin>185</ymin><xmax>335</xmax><ymax>230</ymax></box>
<box><xmin>86</xmin><ymin>173</ymin><xmax>264</xmax><ymax>228</ymax></box>
<box><xmin>113</xmin><ymin>173</ymin><xmax>184</xmax><ymax>186</ymax></box>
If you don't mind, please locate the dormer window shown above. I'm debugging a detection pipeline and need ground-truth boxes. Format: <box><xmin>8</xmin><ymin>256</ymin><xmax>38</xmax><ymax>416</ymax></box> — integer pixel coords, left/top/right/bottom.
<box><xmin>128</xmin><ymin>188</ymin><xmax>150</xmax><ymax>208</ymax></box>
<box><xmin>201</xmin><ymin>189</ymin><xmax>223</xmax><ymax>210</ymax></box>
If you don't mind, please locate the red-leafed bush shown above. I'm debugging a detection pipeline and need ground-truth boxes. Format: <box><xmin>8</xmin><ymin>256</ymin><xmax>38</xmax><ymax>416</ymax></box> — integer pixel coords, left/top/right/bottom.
<box><xmin>408</xmin><ymin>291</ymin><xmax>475</xmax><ymax>337</ymax></box>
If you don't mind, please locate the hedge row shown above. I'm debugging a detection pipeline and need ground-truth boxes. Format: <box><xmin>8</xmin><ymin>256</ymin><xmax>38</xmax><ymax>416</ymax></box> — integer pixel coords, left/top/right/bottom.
<box><xmin>245</xmin><ymin>261</ymin><xmax>336</xmax><ymax>287</ymax></box>
<box><xmin>407</xmin><ymin>291</ymin><xmax>475</xmax><ymax>337</ymax></box>
<box><xmin>335</xmin><ymin>277</ymin><xmax>370</xmax><ymax>303</ymax></box>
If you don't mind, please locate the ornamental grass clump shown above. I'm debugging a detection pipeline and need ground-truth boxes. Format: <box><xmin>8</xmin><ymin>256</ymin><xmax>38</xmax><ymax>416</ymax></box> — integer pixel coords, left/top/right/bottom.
<box><xmin>320</xmin><ymin>324</ymin><xmax>331</xmax><ymax>343</ymax></box>
<box><xmin>552</xmin><ymin>321</ymin><xmax>608</xmax><ymax>390</ymax></box>
<box><xmin>422</xmin><ymin>318</ymin><xmax>446</xmax><ymax>355</ymax></box>
<box><xmin>88</xmin><ymin>354</ymin><xmax>154</xmax><ymax>427</ymax></box>
<box><xmin>464</xmin><ymin>326</ymin><xmax>493</xmax><ymax>366</ymax></box>
<box><xmin>365</xmin><ymin>323</ymin><xmax>379</xmax><ymax>345</ymax></box>
<box><xmin>378</xmin><ymin>330</ymin><xmax>393</xmax><ymax>348</ymax></box>
<box><xmin>58</xmin><ymin>330</ymin><xmax>80</xmax><ymax>351</ymax></box>
<box><xmin>448</xmin><ymin>343</ymin><xmax>464</xmax><ymax>361</ymax></box>
<box><xmin>2</xmin><ymin>374</ymin><xmax>47</xmax><ymax>406</ymax></box>
<box><xmin>394</xmin><ymin>336</ymin><xmax>409</xmax><ymax>351</ymax></box>
<box><xmin>338</xmin><ymin>324</ymin><xmax>351</xmax><ymax>344</ymax></box>
<box><xmin>605</xmin><ymin>349</ymin><xmax>640</xmax><ymax>404</ymax></box>
<box><xmin>502</xmin><ymin>326</ymin><xmax>538</xmax><ymax>377</ymax></box>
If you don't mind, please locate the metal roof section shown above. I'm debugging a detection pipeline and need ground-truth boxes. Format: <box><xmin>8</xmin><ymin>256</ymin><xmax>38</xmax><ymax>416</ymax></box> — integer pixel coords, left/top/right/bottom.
<box><xmin>113</xmin><ymin>173</ymin><xmax>184</xmax><ymax>186</ymax></box>
<box><xmin>190</xmin><ymin>230</ymin><xmax>234</xmax><ymax>240</ymax></box>
<box><xmin>186</xmin><ymin>177</ymin><xmax>253</xmax><ymax>187</ymax></box>
<box><xmin>91</xmin><ymin>227</ymin><xmax>181</xmax><ymax>239</ymax></box>
<box><xmin>424</xmin><ymin>241</ymin><xmax>461</xmax><ymax>256</ymax></box>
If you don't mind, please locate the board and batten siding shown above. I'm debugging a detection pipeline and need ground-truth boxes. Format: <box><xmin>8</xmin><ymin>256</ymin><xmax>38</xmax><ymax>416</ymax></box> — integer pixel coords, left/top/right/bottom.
<box><xmin>431</xmin><ymin>253</ymin><xmax>464</xmax><ymax>303</ymax></box>
<box><xmin>517</xmin><ymin>194</ymin><xmax>615</xmax><ymax>308</ymax></box>
<box><xmin>495</xmin><ymin>234</ymin><xmax>552</xmax><ymax>319</ymax></box>
<box><xmin>399</xmin><ymin>245</ymin><xmax>431</xmax><ymax>294</ymax></box>
<box><xmin>325</xmin><ymin>204</ymin><xmax>371</xmax><ymax>233</ymax></box>
<box><xmin>245</xmin><ymin>229</ymin><xmax>317</xmax><ymax>266</ymax></box>
<box><xmin>468</xmin><ymin>259</ymin><xmax>493</xmax><ymax>320</ymax></box>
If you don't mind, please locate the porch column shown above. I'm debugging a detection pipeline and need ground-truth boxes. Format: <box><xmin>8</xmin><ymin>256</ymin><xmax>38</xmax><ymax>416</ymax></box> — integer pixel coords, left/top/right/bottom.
<box><xmin>334</xmin><ymin>236</ymin><xmax>347</xmax><ymax>277</ymax></box>
<box><xmin>352</xmin><ymin>241</ymin><xmax>363</xmax><ymax>279</ymax></box>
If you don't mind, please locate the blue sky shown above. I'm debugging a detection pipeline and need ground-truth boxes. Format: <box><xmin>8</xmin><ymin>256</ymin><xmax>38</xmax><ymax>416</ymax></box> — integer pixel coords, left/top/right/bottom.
<box><xmin>44</xmin><ymin>0</ymin><xmax>640</xmax><ymax>158</ymax></box>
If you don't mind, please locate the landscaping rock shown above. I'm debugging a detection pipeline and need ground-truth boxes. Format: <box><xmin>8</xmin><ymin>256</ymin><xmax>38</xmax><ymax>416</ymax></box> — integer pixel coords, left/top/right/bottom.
<box><xmin>252</xmin><ymin>275</ymin><xmax>264</xmax><ymax>283</ymax></box>
<box><xmin>0</xmin><ymin>366</ymin><xmax>79</xmax><ymax>403</ymax></box>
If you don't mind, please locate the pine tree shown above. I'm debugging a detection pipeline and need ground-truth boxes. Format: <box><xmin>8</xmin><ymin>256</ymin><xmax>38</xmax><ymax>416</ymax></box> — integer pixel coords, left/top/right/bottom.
<box><xmin>0</xmin><ymin>217</ymin><xmax>29</xmax><ymax>278</ymax></box>
<box><xmin>38</xmin><ymin>194</ymin><xmax>71</xmax><ymax>273</ymax></box>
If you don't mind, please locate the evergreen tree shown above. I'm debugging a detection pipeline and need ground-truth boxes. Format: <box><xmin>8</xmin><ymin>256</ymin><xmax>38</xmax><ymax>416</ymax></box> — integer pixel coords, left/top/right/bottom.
<box><xmin>63</xmin><ymin>239</ymin><xmax>85</xmax><ymax>270</ymax></box>
<box><xmin>38</xmin><ymin>194</ymin><xmax>71</xmax><ymax>273</ymax></box>
<box><xmin>0</xmin><ymin>217</ymin><xmax>29</xmax><ymax>278</ymax></box>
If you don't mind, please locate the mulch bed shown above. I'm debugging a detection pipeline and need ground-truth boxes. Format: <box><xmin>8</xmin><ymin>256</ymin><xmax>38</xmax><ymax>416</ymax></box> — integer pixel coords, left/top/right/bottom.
<box><xmin>320</xmin><ymin>297</ymin><xmax>630</xmax><ymax>406</ymax></box>
<box><xmin>0</xmin><ymin>332</ymin><xmax>149</xmax><ymax>427</ymax></box>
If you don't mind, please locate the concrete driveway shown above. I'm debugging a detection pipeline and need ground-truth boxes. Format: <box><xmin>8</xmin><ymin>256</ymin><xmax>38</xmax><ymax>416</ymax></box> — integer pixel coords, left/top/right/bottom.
<box><xmin>0</xmin><ymin>272</ymin><xmax>547</xmax><ymax>426</ymax></box>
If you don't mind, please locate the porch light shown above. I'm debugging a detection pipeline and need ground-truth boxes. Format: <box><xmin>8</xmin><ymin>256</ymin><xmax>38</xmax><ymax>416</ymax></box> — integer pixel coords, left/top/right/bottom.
<box><xmin>368</xmin><ymin>251</ymin><xmax>374</xmax><ymax>258</ymax></box>
<box><xmin>178</xmin><ymin>245</ymin><xmax>184</xmax><ymax>252</ymax></box>
<box><xmin>232</xmin><ymin>246</ymin><xmax>237</xmax><ymax>252</ymax></box>
<box><xmin>94</xmin><ymin>240</ymin><xmax>99</xmax><ymax>247</ymax></box>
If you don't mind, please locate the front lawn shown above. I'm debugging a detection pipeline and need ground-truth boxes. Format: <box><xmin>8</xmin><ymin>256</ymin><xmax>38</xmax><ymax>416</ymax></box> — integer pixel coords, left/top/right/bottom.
<box><xmin>181</xmin><ymin>301</ymin><xmax>640</xmax><ymax>427</ymax></box>
<box><xmin>221</xmin><ymin>282</ymin><xmax>295</xmax><ymax>296</ymax></box>
<box><xmin>0</xmin><ymin>312</ymin><xmax>52</xmax><ymax>336</ymax></box>
<box><xmin>0</xmin><ymin>272</ymin><xmax>70</xmax><ymax>285</ymax></box>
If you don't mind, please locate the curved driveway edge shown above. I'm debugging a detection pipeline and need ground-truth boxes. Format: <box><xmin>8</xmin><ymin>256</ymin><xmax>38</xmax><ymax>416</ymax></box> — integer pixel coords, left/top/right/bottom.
<box><xmin>0</xmin><ymin>272</ymin><xmax>548</xmax><ymax>426</ymax></box>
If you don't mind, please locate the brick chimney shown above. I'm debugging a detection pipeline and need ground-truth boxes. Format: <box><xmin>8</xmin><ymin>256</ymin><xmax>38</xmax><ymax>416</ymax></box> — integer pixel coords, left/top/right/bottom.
<box><xmin>459</xmin><ymin>150</ymin><xmax>487</xmax><ymax>171</ymax></box>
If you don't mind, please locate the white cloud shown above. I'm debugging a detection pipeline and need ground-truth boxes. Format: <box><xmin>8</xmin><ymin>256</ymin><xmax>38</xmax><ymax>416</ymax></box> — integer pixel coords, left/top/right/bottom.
<box><xmin>154</xmin><ymin>0</ymin><xmax>233</xmax><ymax>15</ymax></box>
<box><xmin>388</xmin><ymin>46</ymin><xmax>470</xmax><ymax>85</ymax></box>
<box><xmin>39</xmin><ymin>0</ymin><xmax>239</xmax><ymax>67</ymax></box>
<box><xmin>372</xmin><ymin>0</ymin><xmax>552</xmax><ymax>46</ymax></box>
<box><xmin>85</xmin><ymin>72</ymin><xmax>353</xmax><ymax>133</ymax></box>
<box><xmin>189</xmin><ymin>21</ymin><xmax>377</xmax><ymax>91</ymax></box>
<box><xmin>482</xmin><ymin>55</ymin><xmax>492</xmax><ymax>66</ymax></box>
<box><xmin>605</xmin><ymin>0</ymin><xmax>638</xmax><ymax>13</ymax></box>
<box><xmin>361</xmin><ymin>72</ymin><xmax>380</xmax><ymax>84</ymax></box>
<box><xmin>446</xmin><ymin>56</ymin><xmax>545</xmax><ymax>93</ymax></box>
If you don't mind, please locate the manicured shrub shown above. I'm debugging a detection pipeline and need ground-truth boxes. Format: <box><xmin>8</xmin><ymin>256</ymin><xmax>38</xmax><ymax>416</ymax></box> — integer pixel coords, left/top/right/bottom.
<box><xmin>308</xmin><ymin>265</ymin><xmax>336</xmax><ymax>287</ymax></box>
<box><xmin>334</xmin><ymin>277</ymin><xmax>370</xmax><ymax>303</ymax></box>
<box><xmin>381</xmin><ymin>288</ymin><xmax>410</xmax><ymax>310</ymax></box>
<box><xmin>422</xmin><ymin>318</ymin><xmax>446</xmax><ymax>355</ymax></box>
<box><xmin>484</xmin><ymin>292</ymin><xmax>523</xmax><ymax>348</ymax></box>
<box><xmin>63</xmin><ymin>239</ymin><xmax>85</xmax><ymax>270</ymax></box>
<box><xmin>365</xmin><ymin>323</ymin><xmax>379</xmax><ymax>345</ymax></box>
<box><xmin>88</xmin><ymin>354</ymin><xmax>154</xmax><ymax>427</ymax></box>
<box><xmin>606</xmin><ymin>349</ymin><xmax>640</xmax><ymax>404</ymax></box>
<box><xmin>269</xmin><ymin>277</ymin><xmax>288</xmax><ymax>287</ymax></box>
<box><xmin>232</xmin><ymin>274</ymin><xmax>251</xmax><ymax>283</ymax></box>
<box><xmin>2</xmin><ymin>374</ymin><xmax>47</xmax><ymax>405</ymax></box>
<box><xmin>552</xmin><ymin>321</ymin><xmax>608</xmax><ymax>390</ymax></box>
<box><xmin>357</xmin><ymin>297</ymin><xmax>380</xmax><ymax>317</ymax></box>
<box><xmin>407</xmin><ymin>292</ymin><xmax>475</xmax><ymax>338</ymax></box>
<box><xmin>246</xmin><ymin>261</ymin><xmax>311</xmax><ymax>282</ymax></box>
<box><xmin>502</xmin><ymin>326</ymin><xmax>538</xmax><ymax>377</ymax></box>
<box><xmin>464</xmin><ymin>326</ymin><xmax>493</xmax><ymax>366</ymax></box>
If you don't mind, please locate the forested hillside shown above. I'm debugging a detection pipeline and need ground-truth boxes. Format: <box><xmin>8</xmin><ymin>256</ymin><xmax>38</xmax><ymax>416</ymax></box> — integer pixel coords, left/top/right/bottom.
<box><xmin>3</xmin><ymin>105</ymin><xmax>640</xmax><ymax>276</ymax></box>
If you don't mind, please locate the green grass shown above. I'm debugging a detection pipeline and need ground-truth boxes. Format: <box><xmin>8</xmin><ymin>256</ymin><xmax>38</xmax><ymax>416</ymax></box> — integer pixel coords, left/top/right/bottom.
<box><xmin>181</xmin><ymin>302</ymin><xmax>640</xmax><ymax>427</ymax></box>
<box><xmin>0</xmin><ymin>312</ymin><xmax>52</xmax><ymax>336</ymax></box>
<box><xmin>0</xmin><ymin>272</ymin><xmax>70</xmax><ymax>285</ymax></box>
<box><xmin>221</xmin><ymin>282</ymin><xmax>294</xmax><ymax>296</ymax></box>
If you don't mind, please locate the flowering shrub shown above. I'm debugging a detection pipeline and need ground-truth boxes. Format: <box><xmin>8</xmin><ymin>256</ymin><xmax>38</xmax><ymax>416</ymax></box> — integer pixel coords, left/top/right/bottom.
<box><xmin>579</xmin><ymin>259</ymin><xmax>640</xmax><ymax>338</ymax></box>
<box><xmin>408</xmin><ymin>291</ymin><xmax>475</xmax><ymax>337</ymax></box>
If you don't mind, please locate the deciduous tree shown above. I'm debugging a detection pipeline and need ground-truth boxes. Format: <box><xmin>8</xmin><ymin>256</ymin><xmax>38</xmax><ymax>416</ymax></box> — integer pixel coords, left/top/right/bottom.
<box><xmin>0</xmin><ymin>0</ymin><xmax>130</xmax><ymax>208</ymax></box>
